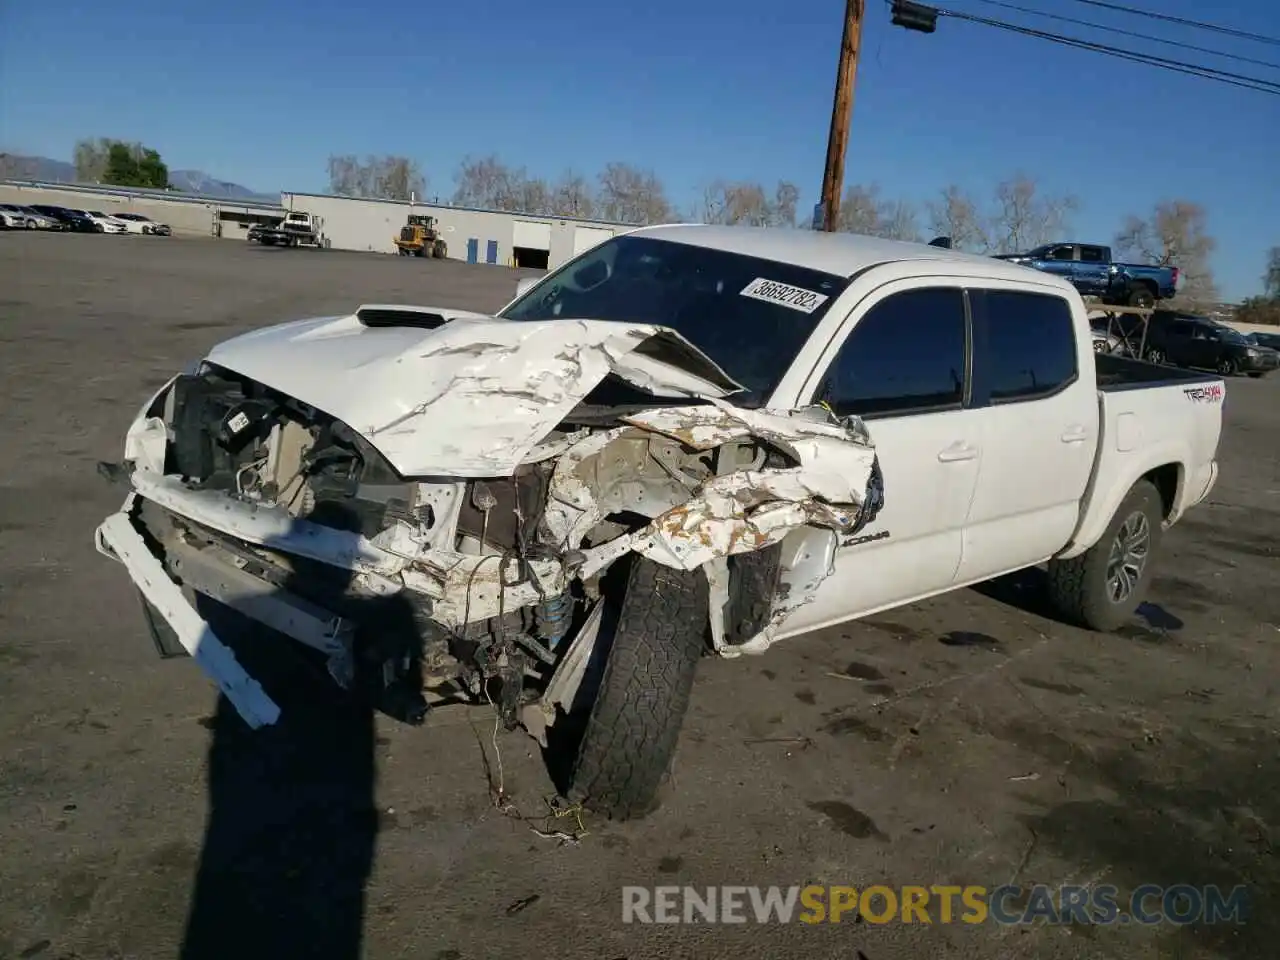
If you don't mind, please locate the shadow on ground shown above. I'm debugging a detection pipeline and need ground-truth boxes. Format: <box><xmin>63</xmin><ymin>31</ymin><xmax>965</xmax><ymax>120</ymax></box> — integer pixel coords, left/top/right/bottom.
<box><xmin>179</xmin><ymin>557</ymin><xmax>423</xmax><ymax>960</ymax></box>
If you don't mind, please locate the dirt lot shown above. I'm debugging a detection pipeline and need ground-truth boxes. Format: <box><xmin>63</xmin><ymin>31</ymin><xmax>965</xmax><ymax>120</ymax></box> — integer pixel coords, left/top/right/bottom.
<box><xmin>1</xmin><ymin>231</ymin><xmax>1278</xmax><ymax>960</ymax></box>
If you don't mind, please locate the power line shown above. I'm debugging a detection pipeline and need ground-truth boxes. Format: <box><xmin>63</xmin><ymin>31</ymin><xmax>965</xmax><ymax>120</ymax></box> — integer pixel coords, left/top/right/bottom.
<box><xmin>935</xmin><ymin>8</ymin><xmax>1280</xmax><ymax>95</ymax></box>
<box><xmin>960</xmin><ymin>0</ymin><xmax>1280</xmax><ymax>71</ymax></box>
<box><xmin>1065</xmin><ymin>0</ymin><xmax>1280</xmax><ymax>47</ymax></box>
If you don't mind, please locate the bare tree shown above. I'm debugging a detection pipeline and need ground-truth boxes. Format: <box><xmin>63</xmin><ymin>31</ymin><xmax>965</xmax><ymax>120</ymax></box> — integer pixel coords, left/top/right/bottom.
<box><xmin>836</xmin><ymin>185</ymin><xmax>887</xmax><ymax>235</ymax></box>
<box><xmin>1115</xmin><ymin>200</ymin><xmax>1218</xmax><ymax>308</ymax></box>
<box><xmin>699</xmin><ymin>179</ymin><xmax>801</xmax><ymax>227</ymax></box>
<box><xmin>452</xmin><ymin>155</ymin><xmax>523</xmax><ymax>210</ymax></box>
<box><xmin>516</xmin><ymin>176</ymin><xmax>552</xmax><ymax>217</ymax></box>
<box><xmin>1264</xmin><ymin>246</ymin><xmax>1280</xmax><ymax>300</ymax></box>
<box><xmin>926</xmin><ymin>185</ymin><xmax>990</xmax><ymax>252</ymax></box>
<box><xmin>833</xmin><ymin>184</ymin><xmax>920</xmax><ymax>241</ymax></box>
<box><xmin>772</xmin><ymin>181</ymin><xmax>800</xmax><ymax>228</ymax></box>
<box><xmin>549</xmin><ymin>171</ymin><xmax>596</xmax><ymax>219</ymax></box>
<box><xmin>878</xmin><ymin>200</ymin><xmax>921</xmax><ymax>242</ymax></box>
<box><xmin>597</xmin><ymin>162</ymin><xmax>672</xmax><ymax>225</ymax></box>
<box><xmin>74</xmin><ymin>138</ymin><xmax>113</xmax><ymax>182</ymax></box>
<box><xmin>988</xmin><ymin>175</ymin><xmax>1079</xmax><ymax>254</ymax></box>
<box><xmin>328</xmin><ymin>154</ymin><xmax>425</xmax><ymax>201</ymax></box>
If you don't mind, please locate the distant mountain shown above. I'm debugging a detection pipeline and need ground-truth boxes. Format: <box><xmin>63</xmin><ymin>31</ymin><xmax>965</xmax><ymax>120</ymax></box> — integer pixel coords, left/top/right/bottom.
<box><xmin>0</xmin><ymin>154</ymin><xmax>74</xmax><ymax>181</ymax></box>
<box><xmin>0</xmin><ymin>153</ymin><xmax>274</xmax><ymax>201</ymax></box>
<box><xmin>167</xmin><ymin>169</ymin><xmax>275</xmax><ymax>201</ymax></box>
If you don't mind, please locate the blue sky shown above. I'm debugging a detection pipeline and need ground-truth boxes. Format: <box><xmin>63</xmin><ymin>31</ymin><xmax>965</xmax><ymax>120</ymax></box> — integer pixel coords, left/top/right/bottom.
<box><xmin>2</xmin><ymin>0</ymin><xmax>1277</xmax><ymax>299</ymax></box>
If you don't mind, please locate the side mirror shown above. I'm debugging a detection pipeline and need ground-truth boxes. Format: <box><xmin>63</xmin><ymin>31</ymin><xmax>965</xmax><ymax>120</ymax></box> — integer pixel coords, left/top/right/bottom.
<box><xmin>515</xmin><ymin>276</ymin><xmax>539</xmax><ymax>298</ymax></box>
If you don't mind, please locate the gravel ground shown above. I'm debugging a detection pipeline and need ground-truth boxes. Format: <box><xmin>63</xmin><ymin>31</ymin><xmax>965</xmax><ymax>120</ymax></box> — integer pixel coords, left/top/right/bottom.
<box><xmin>1</xmin><ymin>232</ymin><xmax>1278</xmax><ymax>960</ymax></box>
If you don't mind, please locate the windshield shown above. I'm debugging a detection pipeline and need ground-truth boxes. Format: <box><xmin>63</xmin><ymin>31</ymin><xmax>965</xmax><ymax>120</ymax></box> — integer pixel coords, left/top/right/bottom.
<box><xmin>498</xmin><ymin>235</ymin><xmax>850</xmax><ymax>405</ymax></box>
<box><xmin>1217</xmin><ymin>326</ymin><xmax>1248</xmax><ymax>344</ymax></box>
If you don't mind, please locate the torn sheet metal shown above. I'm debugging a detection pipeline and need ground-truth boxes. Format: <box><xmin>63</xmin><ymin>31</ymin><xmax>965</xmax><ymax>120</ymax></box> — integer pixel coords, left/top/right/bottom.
<box><xmin>621</xmin><ymin>401</ymin><xmax>874</xmax><ymax>458</ymax></box>
<box><xmin>203</xmin><ymin>311</ymin><xmax>744</xmax><ymax>478</ymax></box>
<box><xmin>634</xmin><ymin>464</ymin><xmax>872</xmax><ymax>570</ymax></box>
<box><xmin>550</xmin><ymin>400</ymin><xmax>880</xmax><ymax>622</ymax></box>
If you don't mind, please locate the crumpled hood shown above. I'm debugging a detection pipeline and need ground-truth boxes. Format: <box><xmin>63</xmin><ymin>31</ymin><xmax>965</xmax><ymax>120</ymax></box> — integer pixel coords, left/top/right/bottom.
<box><xmin>203</xmin><ymin>307</ymin><xmax>744</xmax><ymax>478</ymax></box>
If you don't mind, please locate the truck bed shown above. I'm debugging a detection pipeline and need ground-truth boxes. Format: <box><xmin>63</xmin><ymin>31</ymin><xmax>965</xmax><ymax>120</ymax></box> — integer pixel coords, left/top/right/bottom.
<box><xmin>1094</xmin><ymin>352</ymin><xmax>1219</xmax><ymax>392</ymax></box>
<box><xmin>1066</xmin><ymin>352</ymin><xmax>1225</xmax><ymax>556</ymax></box>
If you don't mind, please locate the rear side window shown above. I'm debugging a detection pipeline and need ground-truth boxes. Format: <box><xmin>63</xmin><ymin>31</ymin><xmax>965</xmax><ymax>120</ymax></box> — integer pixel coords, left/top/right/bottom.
<box><xmin>972</xmin><ymin>290</ymin><xmax>1077</xmax><ymax>402</ymax></box>
<box><xmin>814</xmin><ymin>287</ymin><xmax>967</xmax><ymax>418</ymax></box>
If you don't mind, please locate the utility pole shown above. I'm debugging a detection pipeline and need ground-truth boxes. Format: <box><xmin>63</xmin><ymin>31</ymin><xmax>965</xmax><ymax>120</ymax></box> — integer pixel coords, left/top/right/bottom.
<box><xmin>818</xmin><ymin>0</ymin><xmax>865</xmax><ymax>233</ymax></box>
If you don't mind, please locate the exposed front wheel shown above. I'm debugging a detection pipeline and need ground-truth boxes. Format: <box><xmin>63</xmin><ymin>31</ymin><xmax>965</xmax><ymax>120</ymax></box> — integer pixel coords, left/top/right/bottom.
<box><xmin>1046</xmin><ymin>479</ymin><xmax>1163</xmax><ymax>632</ymax></box>
<box><xmin>564</xmin><ymin>557</ymin><xmax>708</xmax><ymax>820</ymax></box>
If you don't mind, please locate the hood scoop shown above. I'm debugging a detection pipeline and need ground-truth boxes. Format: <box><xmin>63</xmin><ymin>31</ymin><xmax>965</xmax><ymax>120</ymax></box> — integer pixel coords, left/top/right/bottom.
<box><xmin>356</xmin><ymin>304</ymin><xmax>449</xmax><ymax>329</ymax></box>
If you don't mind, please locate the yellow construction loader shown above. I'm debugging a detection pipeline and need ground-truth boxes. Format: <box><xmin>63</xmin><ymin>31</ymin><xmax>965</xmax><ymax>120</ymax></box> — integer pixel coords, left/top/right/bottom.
<box><xmin>394</xmin><ymin>214</ymin><xmax>448</xmax><ymax>259</ymax></box>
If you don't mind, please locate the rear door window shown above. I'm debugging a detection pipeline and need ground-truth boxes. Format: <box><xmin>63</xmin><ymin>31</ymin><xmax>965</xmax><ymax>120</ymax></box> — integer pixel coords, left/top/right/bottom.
<box><xmin>970</xmin><ymin>289</ymin><xmax>1078</xmax><ymax>403</ymax></box>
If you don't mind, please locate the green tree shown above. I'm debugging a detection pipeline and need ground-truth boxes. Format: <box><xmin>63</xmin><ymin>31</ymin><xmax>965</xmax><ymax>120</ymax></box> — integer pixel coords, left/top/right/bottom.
<box><xmin>99</xmin><ymin>141</ymin><xmax>170</xmax><ymax>189</ymax></box>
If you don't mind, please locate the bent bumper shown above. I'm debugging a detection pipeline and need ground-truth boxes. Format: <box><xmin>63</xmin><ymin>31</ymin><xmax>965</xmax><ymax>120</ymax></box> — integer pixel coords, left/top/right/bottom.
<box><xmin>95</xmin><ymin>503</ymin><xmax>282</xmax><ymax>728</ymax></box>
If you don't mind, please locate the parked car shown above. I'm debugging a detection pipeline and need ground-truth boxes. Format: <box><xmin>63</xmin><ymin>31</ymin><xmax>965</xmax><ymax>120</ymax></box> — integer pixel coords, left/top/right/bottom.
<box><xmin>11</xmin><ymin>205</ymin><xmax>63</xmax><ymax>230</ymax></box>
<box><xmin>1089</xmin><ymin>317</ymin><xmax>1124</xmax><ymax>354</ymax></box>
<box><xmin>0</xmin><ymin>203</ymin><xmax>35</xmax><ymax>228</ymax></box>
<box><xmin>1138</xmin><ymin>310</ymin><xmax>1278</xmax><ymax>378</ymax></box>
<box><xmin>29</xmin><ymin>205</ymin><xmax>98</xmax><ymax>233</ymax></box>
<box><xmin>80</xmin><ymin>210</ymin><xmax>130</xmax><ymax>235</ymax></box>
<box><xmin>112</xmin><ymin>213</ymin><xmax>171</xmax><ymax>236</ymax></box>
<box><xmin>94</xmin><ymin>227</ymin><xmax>1223</xmax><ymax>818</ymax></box>
<box><xmin>994</xmin><ymin>242</ymin><xmax>1180</xmax><ymax>307</ymax></box>
<box><xmin>1244</xmin><ymin>331</ymin><xmax>1280</xmax><ymax>352</ymax></box>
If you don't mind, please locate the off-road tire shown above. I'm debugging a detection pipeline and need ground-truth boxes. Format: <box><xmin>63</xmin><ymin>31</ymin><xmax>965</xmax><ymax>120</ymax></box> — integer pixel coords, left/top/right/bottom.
<box><xmin>567</xmin><ymin>557</ymin><xmax>708</xmax><ymax>820</ymax></box>
<box><xmin>1046</xmin><ymin>479</ymin><xmax>1163</xmax><ymax>632</ymax></box>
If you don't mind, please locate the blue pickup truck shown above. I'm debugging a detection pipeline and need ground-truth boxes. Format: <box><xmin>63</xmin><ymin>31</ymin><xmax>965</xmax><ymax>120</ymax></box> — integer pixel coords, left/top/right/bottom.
<box><xmin>993</xmin><ymin>242</ymin><xmax>1180</xmax><ymax>308</ymax></box>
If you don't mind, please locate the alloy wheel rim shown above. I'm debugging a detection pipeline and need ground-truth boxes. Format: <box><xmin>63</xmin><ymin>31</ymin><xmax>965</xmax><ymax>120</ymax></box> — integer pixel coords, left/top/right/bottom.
<box><xmin>1106</xmin><ymin>510</ymin><xmax>1150</xmax><ymax>603</ymax></box>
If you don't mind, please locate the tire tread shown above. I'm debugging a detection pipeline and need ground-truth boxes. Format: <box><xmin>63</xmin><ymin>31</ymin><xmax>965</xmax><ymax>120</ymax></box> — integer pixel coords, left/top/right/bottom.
<box><xmin>568</xmin><ymin>558</ymin><xmax>707</xmax><ymax>819</ymax></box>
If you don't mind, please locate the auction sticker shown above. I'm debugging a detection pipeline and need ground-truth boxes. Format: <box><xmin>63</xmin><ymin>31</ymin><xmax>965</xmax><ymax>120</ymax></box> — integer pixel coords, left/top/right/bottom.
<box><xmin>740</xmin><ymin>277</ymin><xmax>829</xmax><ymax>314</ymax></box>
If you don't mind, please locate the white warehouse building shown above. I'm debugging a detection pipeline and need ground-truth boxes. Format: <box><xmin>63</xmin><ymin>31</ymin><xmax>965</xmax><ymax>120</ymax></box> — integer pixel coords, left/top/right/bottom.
<box><xmin>280</xmin><ymin>192</ymin><xmax>636</xmax><ymax>270</ymax></box>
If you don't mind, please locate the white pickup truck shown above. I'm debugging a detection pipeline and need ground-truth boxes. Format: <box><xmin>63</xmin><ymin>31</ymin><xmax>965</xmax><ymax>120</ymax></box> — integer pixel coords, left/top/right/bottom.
<box><xmin>94</xmin><ymin>226</ymin><xmax>1223</xmax><ymax>819</ymax></box>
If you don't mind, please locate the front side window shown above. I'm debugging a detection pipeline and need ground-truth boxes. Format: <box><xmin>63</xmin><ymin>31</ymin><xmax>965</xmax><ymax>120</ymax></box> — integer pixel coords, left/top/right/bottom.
<box><xmin>499</xmin><ymin>234</ymin><xmax>850</xmax><ymax>406</ymax></box>
<box><xmin>813</xmin><ymin>287</ymin><xmax>967</xmax><ymax>418</ymax></box>
<box><xmin>971</xmin><ymin>289</ymin><xmax>1077</xmax><ymax>402</ymax></box>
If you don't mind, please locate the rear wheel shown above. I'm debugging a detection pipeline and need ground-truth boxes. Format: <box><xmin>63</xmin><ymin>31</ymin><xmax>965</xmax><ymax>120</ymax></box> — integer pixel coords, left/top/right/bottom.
<box><xmin>1217</xmin><ymin>357</ymin><xmax>1238</xmax><ymax>376</ymax></box>
<box><xmin>1145</xmin><ymin>346</ymin><xmax>1166</xmax><ymax>365</ymax></box>
<box><xmin>1128</xmin><ymin>286</ymin><xmax>1156</xmax><ymax>308</ymax></box>
<box><xmin>565</xmin><ymin>557</ymin><xmax>708</xmax><ymax>820</ymax></box>
<box><xmin>1046</xmin><ymin>479</ymin><xmax>1163</xmax><ymax>632</ymax></box>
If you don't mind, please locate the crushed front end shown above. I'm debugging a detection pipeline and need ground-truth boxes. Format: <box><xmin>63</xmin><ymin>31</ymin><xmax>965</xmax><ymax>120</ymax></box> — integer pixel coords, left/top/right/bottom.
<box><xmin>95</xmin><ymin>319</ymin><xmax>883</xmax><ymax>734</ymax></box>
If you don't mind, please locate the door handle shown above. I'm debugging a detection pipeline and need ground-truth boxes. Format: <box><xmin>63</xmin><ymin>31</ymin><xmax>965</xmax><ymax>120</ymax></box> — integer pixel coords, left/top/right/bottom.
<box><xmin>937</xmin><ymin>442</ymin><xmax>978</xmax><ymax>463</ymax></box>
<box><xmin>1060</xmin><ymin>426</ymin><xmax>1088</xmax><ymax>444</ymax></box>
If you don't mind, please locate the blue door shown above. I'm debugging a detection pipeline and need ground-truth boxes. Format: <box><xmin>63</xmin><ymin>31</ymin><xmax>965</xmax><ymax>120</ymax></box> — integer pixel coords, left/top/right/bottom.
<box><xmin>486</xmin><ymin>240</ymin><xmax>498</xmax><ymax>264</ymax></box>
<box><xmin>466</xmin><ymin>238</ymin><xmax>479</xmax><ymax>263</ymax></box>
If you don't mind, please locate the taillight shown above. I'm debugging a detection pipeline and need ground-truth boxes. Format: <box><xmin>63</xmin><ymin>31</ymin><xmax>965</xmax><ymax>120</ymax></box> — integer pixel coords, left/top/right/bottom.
<box><xmin>1171</xmin><ymin>267</ymin><xmax>1181</xmax><ymax>288</ymax></box>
